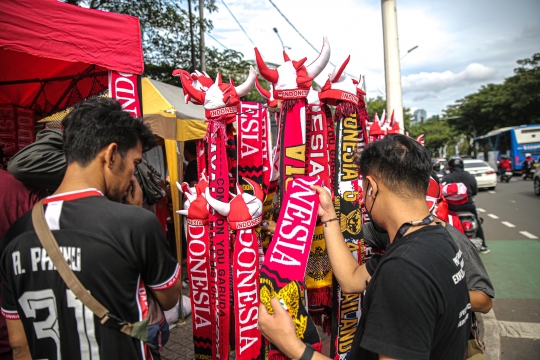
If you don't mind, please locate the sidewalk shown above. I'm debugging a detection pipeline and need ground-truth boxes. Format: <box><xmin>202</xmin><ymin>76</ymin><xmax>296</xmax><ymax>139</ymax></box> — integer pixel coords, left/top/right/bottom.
<box><xmin>162</xmin><ymin>314</ymin><xmax>332</xmax><ymax>359</ymax></box>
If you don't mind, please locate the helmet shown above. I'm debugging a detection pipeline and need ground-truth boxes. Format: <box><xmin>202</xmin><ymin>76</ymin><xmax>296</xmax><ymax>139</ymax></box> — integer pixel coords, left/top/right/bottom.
<box><xmin>447</xmin><ymin>156</ymin><xmax>464</xmax><ymax>170</ymax></box>
<box><xmin>525</xmin><ymin>153</ymin><xmax>532</xmax><ymax>157</ymax></box>
<box><xmin>501</xmin><ymin>154</ymin><xmax>508</xmax><ymax>159</ymax></box>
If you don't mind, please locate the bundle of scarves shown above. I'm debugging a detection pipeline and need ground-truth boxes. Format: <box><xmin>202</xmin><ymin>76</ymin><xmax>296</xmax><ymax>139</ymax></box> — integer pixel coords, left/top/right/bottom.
<box><xmin>175</xmin><ymin>67</ymin><xmax>269</xmax><ymax>360</ymax></box>
<box><xmin>255</xmin><ymin>38</ymin><xmax>331</xmax><ymax>359</ymax></box>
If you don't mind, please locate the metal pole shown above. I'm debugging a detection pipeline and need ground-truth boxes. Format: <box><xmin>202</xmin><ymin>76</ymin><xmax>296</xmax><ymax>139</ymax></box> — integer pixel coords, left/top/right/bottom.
<box><xmin>273</xmin><ymin>27</ymin><xmax>285</xmax><ymax>51</ymax></box>
<box><xmin>188</xmin><ymin>0</ymin><xmax>196</xmax><ymax>72</ymax></box>
<box><xmin>381</xmin><ymin>0</ymin><xmax>404</xmax><ymax>133</ymax></box>
<box><xmin>199</xmin><ymin>0</ymin><xmax>206</xmax><ymax>72</ymax></box>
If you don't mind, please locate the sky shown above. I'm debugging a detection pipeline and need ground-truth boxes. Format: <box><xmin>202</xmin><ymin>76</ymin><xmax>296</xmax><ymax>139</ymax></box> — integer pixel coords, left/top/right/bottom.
<box><xmin>198</xmin><ymin>0</ymin><xmax>540</xmax><ymax>117</ymax></box>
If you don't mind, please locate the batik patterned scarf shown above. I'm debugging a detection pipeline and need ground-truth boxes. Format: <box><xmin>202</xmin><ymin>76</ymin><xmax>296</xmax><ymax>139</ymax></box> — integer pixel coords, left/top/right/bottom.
<box><xmin>260</xmin><ymin>177</ymin><xmax>323</xmax><ymax>360</ymax></box>
<box><xmin>330</xmin><ymin>106</ymin><xmax>363</xmax><ymax>360</ymax></box>
<box><xmin>305</xmin><ymin>103</ymin><xmax>333</xmax><ymax>333</ymax></box>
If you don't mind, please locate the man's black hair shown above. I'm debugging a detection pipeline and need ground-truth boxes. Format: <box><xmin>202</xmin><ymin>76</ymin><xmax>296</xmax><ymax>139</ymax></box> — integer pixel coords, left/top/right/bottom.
<box><xmin>62</xmin><ymin>97</ymin><xmax>156</xmax><ymax>166</ymax></box>
<box><xmin>359</xmin><ymin>134</ymin><xmax>432</xmax><ymax>197</ymax></box>
<box><xmin>184</xmin><ymin>140</ymin><xmax>197</xmax><ymax>157</ymax></box>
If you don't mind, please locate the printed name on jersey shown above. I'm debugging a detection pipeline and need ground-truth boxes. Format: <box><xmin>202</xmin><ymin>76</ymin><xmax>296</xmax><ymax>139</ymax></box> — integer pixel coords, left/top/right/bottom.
<box><xmin>12</xmin><ymin>247</ymin><xmax>82</xmax><ymax>275</ymax></box>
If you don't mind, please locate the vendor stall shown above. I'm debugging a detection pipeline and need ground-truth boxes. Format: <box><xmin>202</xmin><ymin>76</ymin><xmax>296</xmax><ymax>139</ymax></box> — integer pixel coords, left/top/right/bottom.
<box><xmin>0</xmin><ymin>0</ymin><xmax>143</xmax><ymax>162</ymax></box>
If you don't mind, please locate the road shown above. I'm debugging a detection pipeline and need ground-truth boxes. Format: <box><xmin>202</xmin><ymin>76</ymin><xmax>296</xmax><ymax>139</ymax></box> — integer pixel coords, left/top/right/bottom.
<box><xmin>473</xmin><ymin>177</ymin><xmax>540</xmax><ymax>359</ymax></box>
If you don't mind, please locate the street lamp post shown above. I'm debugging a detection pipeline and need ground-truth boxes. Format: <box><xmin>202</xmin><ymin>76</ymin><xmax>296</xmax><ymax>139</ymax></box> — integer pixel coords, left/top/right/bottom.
<box><xmin>381</xmin><ymin>0</ymin><xmax>404</xmax><ymax>133</ymax></box>
<box><xmin>273</xmin><ymin>28</ymin><xmax>290</xmax><ymax>51</ymax></box>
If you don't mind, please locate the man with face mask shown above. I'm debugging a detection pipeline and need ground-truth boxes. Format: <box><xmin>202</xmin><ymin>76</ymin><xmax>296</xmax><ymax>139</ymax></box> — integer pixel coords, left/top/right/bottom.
<box><xmin>0</xmin><ymin>98</ymin><xmax>181</xmax><ymax>360</ymax></box>
<box><xmin>258</xmin><ymin>134</ymin><xmax>471</xmax><ymax>360</ymax></box>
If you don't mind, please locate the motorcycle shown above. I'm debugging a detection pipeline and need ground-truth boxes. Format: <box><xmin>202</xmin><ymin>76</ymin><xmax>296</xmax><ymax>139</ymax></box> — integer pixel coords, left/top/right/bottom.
<box><xmin>456</xmin><ymin>211</ymin><xmax>483</xmax><ymax>250</ymax></box>
<box><xmin>522</xmin><ymin>167</ymin><xmax>535</xmax><ymax>180</ymax></box>
<box><xmin>500</xmin><ymin>170</ymin><xmax>513</xmax><ymax>183</ymax></box>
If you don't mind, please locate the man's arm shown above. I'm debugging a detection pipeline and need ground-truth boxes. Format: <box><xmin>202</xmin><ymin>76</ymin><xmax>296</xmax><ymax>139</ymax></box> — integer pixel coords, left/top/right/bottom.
<box><xmin>470</xmin><ymin>290</ymin><xmax>492</xmax><ymax>313</ymax></box>
<box><xmin>258</xmin><ymin>298</ymin><xmax>331</xmax><ymax>360</ymax></box>
<box><xmin>311</xmin><ymin>185</ymin><xmax>370</xmax><ymax>293</ymax></box>
<box><xmin>6</xmin><ymin>319</ymin><xmax>31</xmax><ymax>360</ymax></box>
<box><xmin>151</xmin><ymin>280</ymin><xmax>182</xmax><ymax>311</ymax></box>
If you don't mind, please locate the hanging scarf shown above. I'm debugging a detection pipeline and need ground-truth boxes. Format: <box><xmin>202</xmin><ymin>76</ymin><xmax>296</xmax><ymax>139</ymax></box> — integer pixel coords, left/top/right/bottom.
<box><xmin>178</xmin><ymin>180</ymin><xmax>213</xmax><ymax>360</ymax></box>
<box><xmin>304</xmin><ymin>103</ymin><xmax>333</xmax><ymax>332</ymax></box>
<box><xmin>280</xmin><ymin>100</ymin><xmax>307</xmax><ymax>196</ymax></box>
<box><xmin>205</xmin><ymin>118</ymin><xmax>231</xmax><ymax>360</ymax></box>
<box><xmin>330</xmin><ymin>108</ymin><xmax>363</xmax><ymax>360</ymax></box>
<box><xmin>259</xmin><ymin>177</ymin><xmax>323</xmax><ymax>360</ymax></box>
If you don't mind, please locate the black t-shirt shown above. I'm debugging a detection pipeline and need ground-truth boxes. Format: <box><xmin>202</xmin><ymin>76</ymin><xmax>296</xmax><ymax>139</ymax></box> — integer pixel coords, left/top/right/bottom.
<box><xmin>184</xmin><ymin>160</ymin><xmax>198</xmax><ymax>185</ymax></box>
<box><xmin>352</xmin><ymin>225</ymin><xmax>471</xmax><ymax>360</ymax></box>
<box><xmin>0</xmin><ymin>190</ymin><xmax>180</xmax><ymax>360</ymax></box>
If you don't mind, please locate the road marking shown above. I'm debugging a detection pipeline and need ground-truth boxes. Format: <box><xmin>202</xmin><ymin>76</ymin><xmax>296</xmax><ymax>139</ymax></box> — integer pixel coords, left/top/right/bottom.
<box><xmin>520</xmin><ymin>231</ymin><xmax>539</xmax><ymax>239</ymax></box>
<box><xmin>477</xmin><ymin>208</ymin><xmax>486</xmax><ymax>213</ymax></box>
<box><xmin>482</xmin><ymin>310</ymin><xmax>500</xmax><ymax>360</ymax></box>
<box><xmin>481</xmin><ymin>309</ymin><xmax>540</xmax><ymax>360</ymax></box>
<box><xmin>489</xmin><ymin>191</ymin><xmax>496</xmax><ymax>194</ymax></box>
<box><xmin>488</xmin><ymin>214</ymin><xmax>499</xmax><ymax>219</ymax></box>
<box><xmin>499</xmin><ymin>321</ymin><xmax>540</xmax><ymax>339</ymax></box>
<box><xmin>501</xmin><ymin>221</ymin><xmax>515</xmax><ymax>228</ymax></box>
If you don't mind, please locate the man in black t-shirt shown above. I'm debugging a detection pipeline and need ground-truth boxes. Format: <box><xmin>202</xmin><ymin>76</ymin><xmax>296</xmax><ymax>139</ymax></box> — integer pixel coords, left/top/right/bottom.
<box><xmin>183</xmin><ymin>140</ymin><xmax>198</xmax><ymax>187</ymax></box>
<box><xmin>258</xmin><ymin>135</ymin><xmax>471</xmax><ymax>360</ymax></box>
<box><xmin>0</xmin><ymin>98</ymin><xmax>181</xmax><ymax>360</ymax></box>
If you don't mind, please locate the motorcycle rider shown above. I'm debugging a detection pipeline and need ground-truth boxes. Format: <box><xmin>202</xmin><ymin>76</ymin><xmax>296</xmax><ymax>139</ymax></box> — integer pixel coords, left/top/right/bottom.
<box><xmin>498</xmin><ymin>155</ymin><xmax>512</xmax><ymax>181</ymax></box>
<box><xmin>443</xmin><ymin>156</ymin><xmax>489</xmax><ymax>253</ymax></box>
<box><xmin>521</xmin><ymin>153</ymin><xmax>535</xmax><ymax>179</ymax></box>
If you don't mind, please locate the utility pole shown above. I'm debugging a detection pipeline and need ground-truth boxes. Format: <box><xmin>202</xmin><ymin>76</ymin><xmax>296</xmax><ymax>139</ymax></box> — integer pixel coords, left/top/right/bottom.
<box><xmin>188</xmin><ymin>0</ymin><xmax>196</xmax><ymax>72</ymax></box>
<box><xmin>381</xmin><ymin>0</ymin><xmax>404</xmax><ymax>133</ymax></box>
<box><xmin>199</xmin><ymin>0</ymin><xmax>206</xmax><ymax>72</ymax></box>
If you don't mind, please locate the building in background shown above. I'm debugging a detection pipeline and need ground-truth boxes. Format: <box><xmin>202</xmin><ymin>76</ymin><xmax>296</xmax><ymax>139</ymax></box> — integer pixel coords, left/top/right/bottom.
<box><xmin>412</xmin><ymin>109</ymin><xmax>427</xmax><ymax>125</ymax></box>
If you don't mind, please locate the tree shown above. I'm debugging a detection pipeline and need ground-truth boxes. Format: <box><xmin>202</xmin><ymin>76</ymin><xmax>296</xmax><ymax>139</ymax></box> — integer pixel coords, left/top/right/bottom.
<box><xmin>63</xmin><ymin>1</ymin><xmax>264</xmax><ymax>101</ymax></box>
<box><xmin>446</xmin><ymin>53</ymin><xmax>540</xmax><ymax>144</ymax></box>
<box><xmin>408</xmin><ymin>116</ymin><xmax>458</xmax><ymax>157</ymax></box>
<box><xmin>365</xmin><ymin>96</ymin><xmax>413</xmax><ymax>130</ymax></box>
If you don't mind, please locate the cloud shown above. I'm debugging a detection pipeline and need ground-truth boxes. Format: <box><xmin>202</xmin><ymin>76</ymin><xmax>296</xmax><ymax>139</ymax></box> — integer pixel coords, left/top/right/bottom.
<box><xmin>401</xmin><ymin>63</ymin><xmax>498</xmax><ymax>94</ymax></box>
<box><xmin>412</xmin><ymin>93</ymin><xmax>438</xmax><ymax>102</ymax></box>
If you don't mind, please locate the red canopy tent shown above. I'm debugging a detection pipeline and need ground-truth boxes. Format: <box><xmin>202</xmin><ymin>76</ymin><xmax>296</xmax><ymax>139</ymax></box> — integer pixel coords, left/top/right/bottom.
<box><xmin>0</xmin><ymin>0</ymin><xmax>143</xmax><ymax>159</ymax></box>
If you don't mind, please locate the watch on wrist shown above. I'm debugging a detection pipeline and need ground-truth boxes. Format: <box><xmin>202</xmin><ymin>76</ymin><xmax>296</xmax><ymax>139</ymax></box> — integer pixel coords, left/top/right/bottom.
<box><xmin>299</xmin><ymin>343</ymin><xmax>315</xmax><ymax>360</ymax></box>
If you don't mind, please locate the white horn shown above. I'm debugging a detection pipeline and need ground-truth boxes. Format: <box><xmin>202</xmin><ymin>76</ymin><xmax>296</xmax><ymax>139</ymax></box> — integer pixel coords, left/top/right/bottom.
<box><xmin>235</xmin><ymin>66</ymin><xmax>257</xmax><ymax>98</ymax></box>
<box><xmin>204</xmin><ymin>188</ymin><xmax>231</xmax><ymax>216</ymax></box>
<box><xmin>306</xmin><ymin>37</ymin><xmax>331</xmax><ymax>78</ymax></box>
<box><xmin>177</xmin><ymin>210</ymin><xmax>189</xmax><ymax>216</ymax></box>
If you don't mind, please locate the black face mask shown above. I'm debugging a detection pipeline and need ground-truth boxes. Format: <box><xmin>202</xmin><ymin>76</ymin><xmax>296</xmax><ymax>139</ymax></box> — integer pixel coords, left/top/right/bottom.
<box><xmin>366</xmin><ymin>181</ymin><xmax>387</xmax><ymax>234</ymax></box>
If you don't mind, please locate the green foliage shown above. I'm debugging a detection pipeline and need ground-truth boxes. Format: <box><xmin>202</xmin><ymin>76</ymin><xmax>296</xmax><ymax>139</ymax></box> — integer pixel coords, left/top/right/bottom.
<box><xmin>63</xmin><ymin>0</ymin><xmax>263</xmax><ymax>101</ymax></box>
<box><xmin>408</xmin><ymin>116</ymin><xmax>458</xmax><ymax>157</ymax></box>
<box><xmin>365</xmin><ymin>96</ymin><xmax>413</xmax><ymax>130</ymax></box>
<box><xmin>446</xmin><ymin>53</ymin><xmax>540</xmax><ymax>140</ymax></box>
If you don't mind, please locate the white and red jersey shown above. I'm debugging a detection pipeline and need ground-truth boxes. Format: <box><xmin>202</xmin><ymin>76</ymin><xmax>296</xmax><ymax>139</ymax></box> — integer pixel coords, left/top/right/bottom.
<box><xmin>0</xmin><ymin>189</ymin><xmax>180</xmax><ymax>360</ymax></box>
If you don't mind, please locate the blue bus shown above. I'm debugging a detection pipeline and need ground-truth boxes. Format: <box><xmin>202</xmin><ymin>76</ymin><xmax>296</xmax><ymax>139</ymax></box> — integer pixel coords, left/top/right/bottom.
<box><xmin>473</xmin><ymin>124</ymin><xmax>540</xmax><ymax>171</ymax></box>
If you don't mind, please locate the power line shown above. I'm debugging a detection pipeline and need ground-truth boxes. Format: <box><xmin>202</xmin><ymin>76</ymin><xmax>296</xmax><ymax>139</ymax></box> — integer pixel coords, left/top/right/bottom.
<box><xmin>268</xmin><ymin>0</ymin><xmax>360</xmax><ymax>78</ymax></box>
<box><xmin>267</xmin><ymin>0</ymin><xmax>320</xmax><ymax>55</ymax></box>
<box><xmin>220</xmin><ymin>0</ymin><xmax>256</xmax><ymax>48</ymax></box>
<box><xmin>206</xmin><ymin>32</ymin><xmax>229</xmax><ymax>49</ymax></box>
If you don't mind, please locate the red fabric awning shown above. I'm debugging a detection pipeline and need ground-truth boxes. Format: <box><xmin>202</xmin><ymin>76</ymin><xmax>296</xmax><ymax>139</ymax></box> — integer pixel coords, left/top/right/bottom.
<box><xmin>0</xmin><ymin>0</ymin><xmax>143</xmax><ymax>117</ymax></box>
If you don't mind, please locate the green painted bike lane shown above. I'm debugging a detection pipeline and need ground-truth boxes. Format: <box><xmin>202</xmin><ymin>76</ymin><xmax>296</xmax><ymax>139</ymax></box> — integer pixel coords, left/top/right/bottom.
<box><xmin>480</xmin><ymin>239</ymin><xmax>540</xmax><ymax>299</ymax></box>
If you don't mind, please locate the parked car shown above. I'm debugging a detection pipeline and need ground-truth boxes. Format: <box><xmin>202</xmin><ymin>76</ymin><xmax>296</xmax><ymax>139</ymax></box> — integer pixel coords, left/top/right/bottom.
<box><xmin>534</xmin><ymin>165</ymin><xmax>540</xmax><ymax>196</ymax></box>
<box><xmin>462</xmin><ymin>159</ymin><xmax>497</xmax><ymax>190</ymax></box>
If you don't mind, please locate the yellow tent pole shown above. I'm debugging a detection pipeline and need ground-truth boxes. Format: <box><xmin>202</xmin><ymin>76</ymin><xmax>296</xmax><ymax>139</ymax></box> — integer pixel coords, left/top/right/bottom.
<box><xmin>164</xmin><ymin>139</ymin><xmax>183</xmax><ymax>265</ymax></box>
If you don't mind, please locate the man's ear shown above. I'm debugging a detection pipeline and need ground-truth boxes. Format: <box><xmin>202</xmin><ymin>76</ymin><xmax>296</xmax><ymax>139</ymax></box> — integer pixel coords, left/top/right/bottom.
<box><xmin>103</xmin><ymin>143</ymin><xmax>119</xmax><ymax>170</ymax></box>
<box><xmin>366</xmin><ymin>176</ymin><xmax>378</xmax><ymax>196</ymax></box>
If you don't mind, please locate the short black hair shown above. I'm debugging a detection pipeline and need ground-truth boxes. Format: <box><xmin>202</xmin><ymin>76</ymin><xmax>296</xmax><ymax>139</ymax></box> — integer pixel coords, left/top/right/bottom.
<box><xmin>184</xmin><ymin>140</ymin><xmax>197</xmax><ymax>157</ymax></box>
<box><xmin>359</xmin><ymin>134</ymin><xmax>432</xmax><ymax>197</ymax></box>
<box><xmin>62</xmin><ymin>97</ymin><xmax>156</xmax><ymax>166</ymax></box>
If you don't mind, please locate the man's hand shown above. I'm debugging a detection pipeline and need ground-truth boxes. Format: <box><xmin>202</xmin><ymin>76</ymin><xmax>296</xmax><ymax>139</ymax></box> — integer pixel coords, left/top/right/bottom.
<box><xmin>310</xmin><ymin>185</ymin><xmax>336</xmax><ymax>221</ymax></box>
<box><xmin>260</xmin><ymin>220</ymin><xmax>276</xmax><ymax>236</ymax></box>
<box><xmin>123</xmin><ymin>175</ymin><xmax>143</xmax><ymax>207</ymax></box>
<box><xmin>258</xmin><ymin>298</ymin><xmax>306</xmax><ymax>359</ymax></box>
